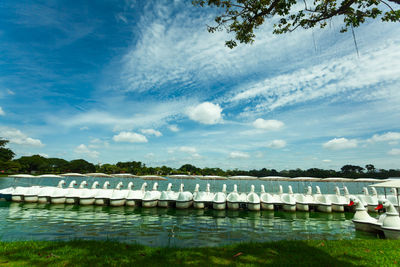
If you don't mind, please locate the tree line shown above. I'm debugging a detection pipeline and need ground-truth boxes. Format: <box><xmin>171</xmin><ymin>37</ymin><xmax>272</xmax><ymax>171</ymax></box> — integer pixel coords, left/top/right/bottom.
<box><xmin>0</xmin><ymin>139</ymin><xmax>399</xmax><ymax>179</ymax></box>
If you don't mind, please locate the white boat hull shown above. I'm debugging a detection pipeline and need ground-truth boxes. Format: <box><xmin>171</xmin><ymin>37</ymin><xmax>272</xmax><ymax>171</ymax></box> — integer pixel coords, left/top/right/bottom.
<box><xmin>283</xmin><ymin>204</ymin><xmax>296</xmax><ymax>212</ymax></box>
<box><xmin>261</xmin><ymin>202</ymin><xmax>274</xmax><ymax>211</ymax></box>
<box><xmin>353</xmin><ymin>220</ymin><xmax>381</xmax><ymax>233</ymax></box>
<box><xmin>24</xmin><ymin>195</ymin><xmax>38</xmax><ymax>203</ymax></box>
<box><xmin>332</xmin><ymin>204</ymin><xmax>344</xmax><ymax>212</ymax></box>
<box><xmin>110</xmin><ymin>199</ymin><xmax>126</xmax><ymax>207</ymax></box>
<box><xmin>176</xmin><ymin>201</ymin><xmax>192</xmax><ymax>209</ymax></box>
<box><xmin>296</xmin><ymin>203</ymin><xmax>309</xmax><ymax>212</ymax></box>
<box><xmin>193</xmin><ymin>201</ymin><xmax>205</xmax><ymax>209</ymax></box>
<box><xmin>142</xmin><ymin>200</ymin><xmax>158</xmax><ymax>208</ymax></box>
<box><xmin>213</xmin><ymin>202</ymin><xmax>226</xmax><ymax>210</ymax></box>
<box><xmin>12</xmin><ymin>195</ymin><xmax>23</xmax><ymax>202</ymax></box>
<box><xmin>126</xmin><ymin>199</ymin><xmax>140</xmax><ymax>207</ymax></box>
<box><xmin>66</xmin><ymin>197</ymin><xmax>78</xmax><ymax>205</ymax></box>
<box><xmin>317</xmin><ymin>204</ymin><xmax>332</xmax><ymax>213</ymax></box>
<box><xmin>382</xmin><ymin>228</ymin><xmax>400</xmax><ymax>239</ymax></box>
<box><xmin>227</xmin><ymin>202</ymin><xmax>240</xmax><ymax>210</ymax></box>
<box><xmin>38</xmin><ymin>196</ymin><xmax>49</xmax><ymax>204</ymax></box>
<box><xmin>95</xmin><ymin>198</ymin><xmax>109</xmax><ymax>206</ymax></box>
<box><xmin>158</xmin><ymin>200</ymin><xmax>170</xmax><ymax>208</ymax></box>
<box><xmin>50</xmin><ymin>197</ymin><xmax>66</xmax><ymax>204</ymax></box>
<box><xmin>248</xmin><ymin>203</ymin><xmax>261</xmax><ymax>211</ymax></box>
<box><xmin>80</xmin><ymin>198</ymin><xmax>96</xmax><ymax>205</ymax></box>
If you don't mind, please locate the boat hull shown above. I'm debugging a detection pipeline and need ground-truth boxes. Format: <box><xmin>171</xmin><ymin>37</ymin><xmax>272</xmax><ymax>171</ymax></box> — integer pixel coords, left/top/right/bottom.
<box><xmin>296</xmin><ymin>203</ymin><xmax>309</xmax><ymax>212</ymax></box>
<box><xmin>213</xmin><ymin>202</ymin><xmax>226</xmax><ymax>210</ymax></box>
<box><xmin>332</xmin><ymin>204</ymin><xmax>344</xmax><ymax>212</ymax></box>
<box><xmin>283</xmin><ymin>204</ymin><xmax>296</xmax><ymax>212</ymax></box>
<box><xmin>158</xmin><ymin>200</ymin><xmax>170</xmax><ymax>208</ymax></box>
<box><xmin>50</xmin><ymin>197</ymin><xmax>66</xmax><ymax>204</ymax></box>
<box><xmin>66</xmin><ymin>197</ymin><xmax>79</xmax><ymax>205</ymax></box>
<box><xmin>248</xmin><ymin>203</ymin><xmax>261</xmax><ymax>211</ymax></box>
<box><xmin>11</xmin><ymin>195</ymin><xmax>23</xmax><ymax>202</ymax></box>
<box><xmin>382</xmin><ymin>228</ymin><xmax>400</xmax><ymax>239</ymax></box>
<box><xmin>80</xmin><ymin>198</ymin><xmax>96</xmax><ymax>205</ymax></box>
<box><xmin>261</xmin><ymin>202</ymin><xmax>274</xmax><ymax>211</ymax></box>
<box><xmin>176</xmin><ymin>201</ymin><xmax>192</xmax><ymax>209</ymax></box>
<box><xmin>110</xmin><ymin>199</ymin><xmax>126</xmax><ymax>207</ymax></box>
<box><xmin>95</xmin><ymin>198</ymin><xmax>109</xmax><ymax>206</ymax></box>
<box><xmin>126</xmin><ymin>199</ymin><xmax>140</xmax><ymax>207</ymax></box>
<box><xmin>227</xmin><ymin>202</ymin><xmax>240</xmax><ymax>210</ymax></box>
<box><xmin>317</xmin><ymin>204</ymin><xmax>332</xmax><ymax>213</ymax></box>
<box><xmin>24</xmin><ymin>195</ymin><xmax>38</xmax><ymax>203</ymax></box>
<box><xmin>193</xmin><ymin>201</ymin><xmax>205</xmax><ymax>209</ymax></box>
<box><xmin>142</xmin><ymin>200</ymin><xmax>158</xmax><ymax>208</ymax></box>
<box><xmin>353</xmin><ymin>220</ymin><xmax>381</xmax><ymax>233</ymax></box>
<box><xmin>37</xmin><ymin>196</ymin><xmax>49</xmax><ymax>204</ymax></box>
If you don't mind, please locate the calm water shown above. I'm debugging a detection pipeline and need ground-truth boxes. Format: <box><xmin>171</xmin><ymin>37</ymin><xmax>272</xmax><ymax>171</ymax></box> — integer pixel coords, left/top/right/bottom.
<box><xmin>0</xmin><ymin>176</ymin><xmax>382</xmax><ymax>247</ymax></box>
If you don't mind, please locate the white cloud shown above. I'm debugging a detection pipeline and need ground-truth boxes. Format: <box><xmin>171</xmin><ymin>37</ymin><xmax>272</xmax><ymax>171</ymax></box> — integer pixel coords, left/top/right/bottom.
<box><xmin>80</xmin><ymin>126</ymin><xmax>89</xmax><ymax>131</ymax></box>
<box><xmin>388</xmin><ymin>148</ymin><xmax>400</xmax><ymax>156</ymax></box>
<box><xmin>187</xmin><ymin>102</ymin><xmax>222</xmax><ymax>125</ymax></box>
<box><xmin>0</xmin><ymin>107</ymin><xmax>5</xmax><ymax>116</ymax></box>
<box><xmin>168</xmin><ymin>124</ymin><xmax>179</xmax><ymax>132</ymax></box>
<box><xmin>113</xmin><ymin>132</ymin><xmax>148</xmax><ymax>143</ymax></box>
<box><xmin>322</xmin><ymin>159</ymin><xmax>332</xmax><ymax>163</ymax></box>
<box><xmin>179</xmin><ymin>146</ymin><xmax>197</xmax><ymax>153</ymax></box>
<box><xmin>229</xmin><ymin>151</ymin><xmax>250</xmax><ymax>159</ymax></box>
<box><xmin>368</xmin><ymin>132</ymin><xmax>400</xmax><ymax>143</ymax></box>
<box><xmin>231</xmin><ymin>41</ymin><xmax>400</xmax><ymax>112</ymax></box>
<box><xmin>0</xmin><ymin>127</ymin><xmax>44</xmax><ymax>147</ymax></box>
<box><xmin>253</xmin><ymin>119</ymin><xmax>284</xmax><ymax>131</ymax></box>
<box><xmin>7</xmin><ymin>89</ymin><xmax>15</xmax><ymax>95</ymax></box>
<box><xmin>266</xmin><ymin>140</ymin><xmax>287</xmax><ymax>149</ymax></box>
<box><xmin>141</xmin><ymin>128</ymin><xmax>162</xmax><ymax>137</ymax></box>
<box><xmin>323</xmin><ymin>138</ymin><xmax>357</xmax><ymax>150</ymax></box>
<box><xmin>39</xmin><ymin>153</ymin><xmax>49</xmax><ymax>158</ymax></box>
<box><xmin>74</xmin><ymin>144</ymin><xmax>99</xmax><ymax>158</ymax></box>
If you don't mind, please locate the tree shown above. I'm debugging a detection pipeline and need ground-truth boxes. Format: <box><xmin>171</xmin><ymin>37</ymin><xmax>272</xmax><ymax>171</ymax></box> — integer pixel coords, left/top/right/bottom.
<box><xmin>193</xmin><ymin>0</ymin><xmax>400</xmax><ymax>48</ymax></box>
<box><xmin>365</xmin><ymin>164</ymin><xmax>376</xmax><ymax>172</ymax></box>
<box><xmin>0</xmin><ymin>139</ymin><xmax>15</xmax><ymax>162</ymax></box>
<box><xmin>68</xmin><ymin>159</ymin><xmax>96</xmax><ymax>173</ymax></box>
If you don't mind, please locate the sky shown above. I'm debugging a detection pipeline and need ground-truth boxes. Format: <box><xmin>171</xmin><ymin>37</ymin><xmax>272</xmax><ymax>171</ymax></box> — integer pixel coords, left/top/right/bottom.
<box><xmin>0</xmin><ymin>0</ymin><xmax>399</xmax><ymax>171</ymax></box>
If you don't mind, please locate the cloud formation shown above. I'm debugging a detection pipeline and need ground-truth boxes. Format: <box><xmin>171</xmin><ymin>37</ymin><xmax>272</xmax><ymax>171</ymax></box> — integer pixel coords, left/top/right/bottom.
<box><xmin>229</xmin><ymin>151</ymin><xmax>250</xmax><ymax>159</ymax></box>
<box><xmin>113</xmin><ymin>132</ymin><xmax>148</xmax><ymax>143</ymax></box>
<box><xmin>0</xmin><ymin>127</ymin><xmax>44</xmax><ymax>147</ymax></box>
<box><xmin>253</xmin><ymin>119</ymin><xmax>284</xmax><ymax>131</ymax></box>
<box><xmin>141</xmin><ymin>129</ymin><xmax>162</xmax><ymax>137</ymax></box>
<box><xmin>74</xmin><ymin>144</ymin><xmax>99</xmax><ymax>158</ymax></box>
<box><xmin>323</xmin><ymin>138</ymin><xmax>357</xmax><ymax>150</ymax></box>
<box><xmin>266</xmin><ymin>139</ymin><xmax>287</xmax><ymax>149</ymax></box>
<box><xmin>187</xmin><ymin>102</ymin><xmax>223</xmax><ymax>125</ymax></box>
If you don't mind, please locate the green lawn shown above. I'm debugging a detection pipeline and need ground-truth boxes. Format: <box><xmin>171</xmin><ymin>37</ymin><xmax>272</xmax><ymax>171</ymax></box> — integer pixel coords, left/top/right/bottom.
<box><xmin>0</xmin><ymin>239</ymin><xmax>399</xmax><ymax>266</ymax></box>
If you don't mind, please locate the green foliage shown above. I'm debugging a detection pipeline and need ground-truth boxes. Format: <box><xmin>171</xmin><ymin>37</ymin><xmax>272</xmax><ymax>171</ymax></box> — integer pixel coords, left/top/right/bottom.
<box><xmin>0</xmin><ymin>139</ymin><xmax>14</xmax><ymax>162</ymax></box>
<box><xmin>193</xmin><ymin>0</ymin><xmax>400</xmax><ymax>48</ymax></box>
<box><xmin>68</xmin><ymin>159</ymin><xmax>96</xmax><ymax>173</ymax></box>
<box><xmin>0</xmin><ymin>239</ymin><xmax>400</xmax><ymax>266</ymax></box>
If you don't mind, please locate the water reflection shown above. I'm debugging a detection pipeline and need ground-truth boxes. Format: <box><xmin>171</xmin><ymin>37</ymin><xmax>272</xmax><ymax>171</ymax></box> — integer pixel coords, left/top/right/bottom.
<box><xmin>0</xmin><ymin>201</ymin><xmax>375</xmax><ymax>247</ymax></box>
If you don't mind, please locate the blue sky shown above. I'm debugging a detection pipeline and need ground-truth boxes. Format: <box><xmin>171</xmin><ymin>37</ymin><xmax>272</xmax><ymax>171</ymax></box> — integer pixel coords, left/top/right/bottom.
<box><xmin>0</xmin><ymin>0</ymin><xmax>399</xmax><ymax>171</ymax></box>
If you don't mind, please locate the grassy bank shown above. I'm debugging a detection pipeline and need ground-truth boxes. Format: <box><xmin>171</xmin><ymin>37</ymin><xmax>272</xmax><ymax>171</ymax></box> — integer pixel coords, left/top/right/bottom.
<box><xmin>0</xmin><ymin>239</ymin><xmax>399</xmax><ymax>266</ymax></box>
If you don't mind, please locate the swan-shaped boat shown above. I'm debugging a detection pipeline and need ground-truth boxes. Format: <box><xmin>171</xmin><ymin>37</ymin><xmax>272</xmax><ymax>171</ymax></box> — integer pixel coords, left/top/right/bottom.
<box><xmin>0</xmin><ymin>187</ymin><xmax>14</xmax><ymax>201</ymax></box>
<box><xmin>110</xmin><ymin>182</ymin><xmax>131</xmax><ymax>207</ymax></box>
<box><xmin>280</xmin><ymin>185</ymin><xmax>296</xmax><ymax>211</ymax></box>
<box><xmin>294</xmin><ymin>186</ymin><xmax>315</xmax><ymax>211</ymax></box>
<box><xmin>313</xmin><ymin>186</ymin><xmax>332</xmax><ymax>213</ymax></box>
<box><xmin>175</xmin><ymin>184</ymin><xmax>193</xmax><ymax>209</ymax></box>
<box><xmin>363</xmin><ymin>187</ymin><xmax>380</xmax><ymax>212</ymax></box>
<box><xmin>349</xmin><ymin>196</ymin><xmax>382</xmax><ymax>233</ymax></box>
<box><xmin>94</xmin><ymin>181</ymin><xmax>112</xmax><ymax>205</ymax></box>
<box><xmin>247</xmin><ymin>185</ymin><xmax>261</xmax><ymax>211</ymax></box>
<box><xmin>36</xmin><ymin>180</ymin><xmax>67</xmax><ymax>204</ymax></box>
<box><xmin>142</xmin><ymin>183</ymin><xmax>161</xmax><ymax>208</ymax></box>
<box><xmin>376</xmin><ymin>199</ymin><xmax>400</xmax><ymax>239</ymax></box>
<box><xmin>193</xmin><ymin>183</ymin><xmax>214</xmax><ymax>209</ymax></box>
<box><xmin>387</xmin><ymin>188</ymin><xmax>400</xmax><ymax>208</ymax></box>
<box><xmin>11</xmin><ymin>186</ymin><xmax>30</xmax><ymax>202</ymax></box>
<box><xmin>227</xmin><ymin>184</ymin><xmax>241</xmax><ymax>210</ymax></box>
<box><xmin>65</xmin><ymin>181</ymin><xmax>88</xmax><ymax>204</ymax></box>
<box><xmin>328</xmin><ymin>186</ymin><xmax>347</xmax><ymax>212</ymax></box>
<box><xmin>158</xmin><ymin>183</ymin><xmax>178</xmax><ymax>208</ymax></box>
<box><xmin>212</xmin><ymin>184</ymin><xmax>227</xmax><ymax>210</ymax></box>
<box><xmin>50</xmin><ymin>180</ymin><xmax>76</xmax><ymax>204</ymax></box>
<box><xmin>259</xmin><ymin>185</ymin><xmax>280</xmax><ymax>211</ymax></box>
<box><xmin>355</xmin><ymin>187</ymin><xmax>369</xmax><ymax>207</ymax></box>
<box><xmin>79</xmin><ymin>181</ymin><xmax>99</xmax><ymax>205</ymax></box>
<box><xmin>126</xmin><ymin>182</ymin><xmax>147</xmax><ymax>207</ymax></box>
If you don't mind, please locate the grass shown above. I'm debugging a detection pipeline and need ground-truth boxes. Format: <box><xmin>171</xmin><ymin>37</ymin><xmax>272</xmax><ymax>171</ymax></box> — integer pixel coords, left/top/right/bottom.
<box><xmin>0</xmin><ymin>239</ymin><xmax>400</xmax><ymax>266</ymax></box>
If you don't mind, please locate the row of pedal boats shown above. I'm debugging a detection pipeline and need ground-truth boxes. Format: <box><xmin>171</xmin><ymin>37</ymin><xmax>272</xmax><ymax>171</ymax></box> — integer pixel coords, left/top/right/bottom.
<box><xmin>1</xmin><ymin>180</ymin><xmax>398</xmax><ymax>213</ymax></box>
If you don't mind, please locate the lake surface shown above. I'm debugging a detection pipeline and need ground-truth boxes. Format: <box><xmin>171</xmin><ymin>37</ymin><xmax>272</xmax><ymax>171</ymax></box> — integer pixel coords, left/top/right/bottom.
<box><xmin>0</xmin><ymin>201</ymin><xmax>378</xmax><ymax>247</ymax></box>
<box><xmin>0</xmin><ymin>176</ymin><xmax>383</xmax><ymax>247</ymax></box>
